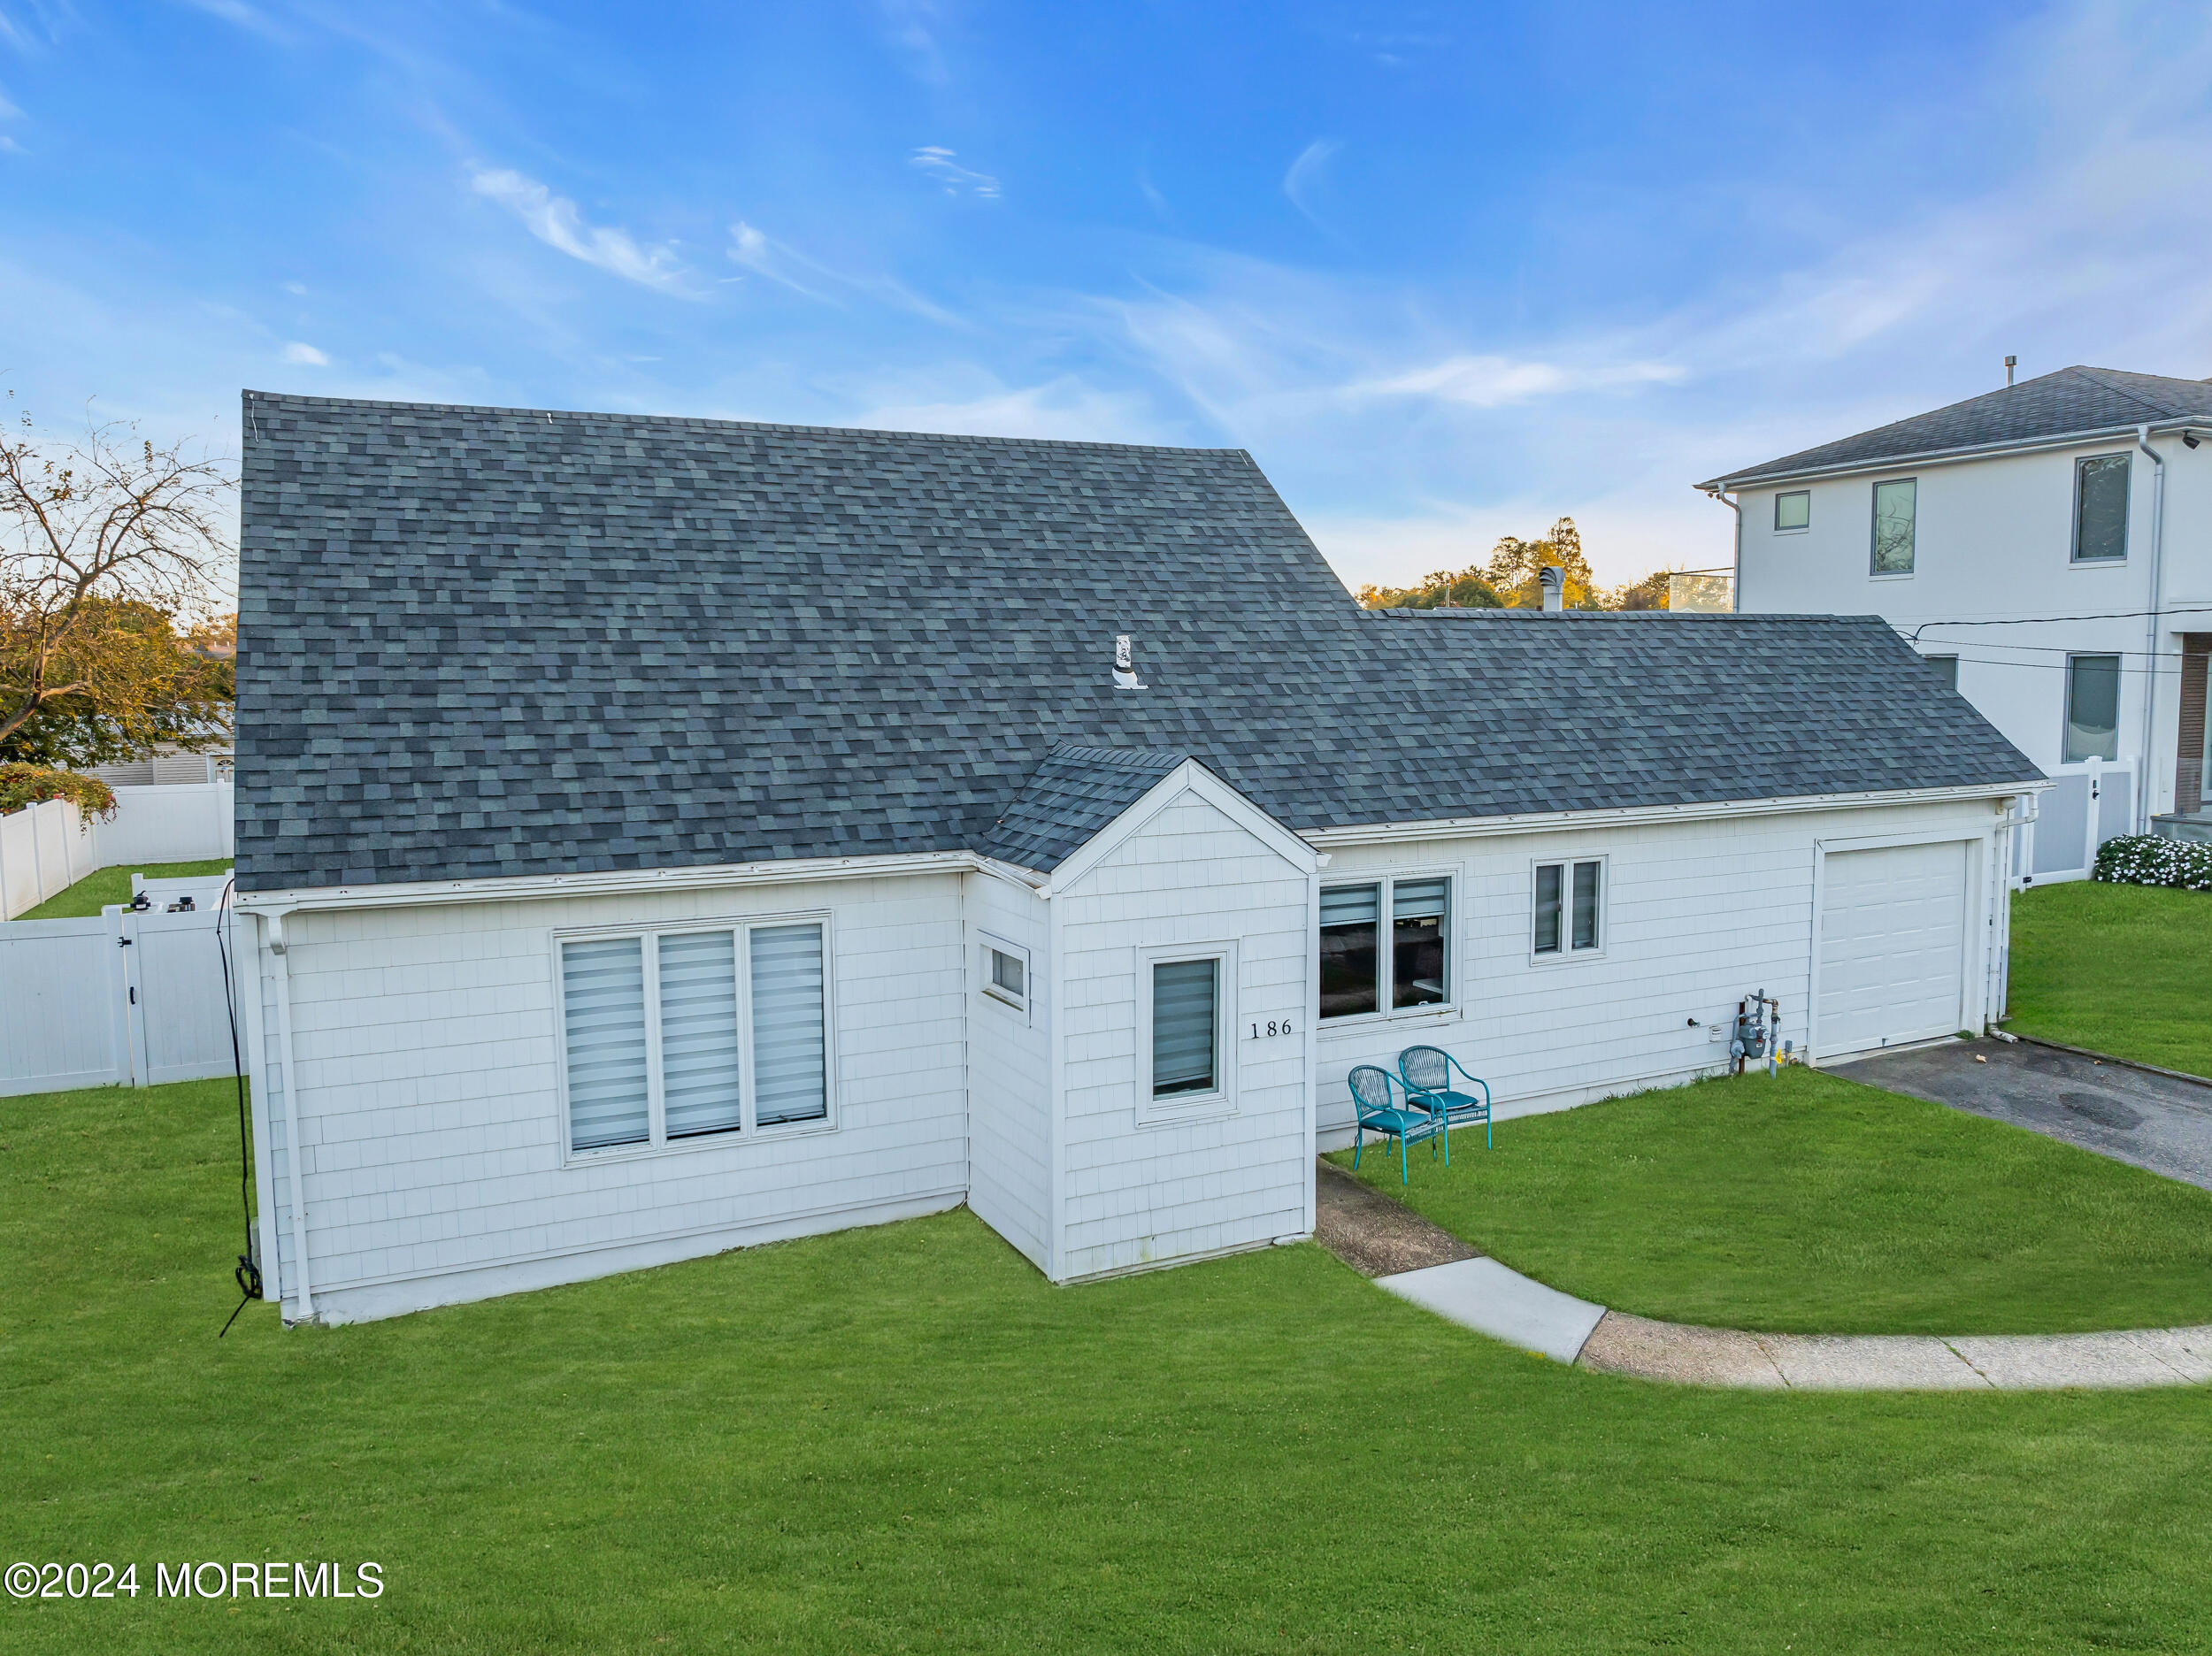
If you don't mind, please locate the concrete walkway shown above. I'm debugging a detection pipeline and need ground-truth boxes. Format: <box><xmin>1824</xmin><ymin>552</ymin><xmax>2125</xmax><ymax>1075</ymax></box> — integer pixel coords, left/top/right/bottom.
<box><xmin>1314</xmin><ymin>1159</ymin><xmax>2212</xmax><ymax>1391</ymax></box>
<box><xmin>1833</xmin><ymin>1036</ymin><xmax>2212</xmax><ymax>1192</ymax></box>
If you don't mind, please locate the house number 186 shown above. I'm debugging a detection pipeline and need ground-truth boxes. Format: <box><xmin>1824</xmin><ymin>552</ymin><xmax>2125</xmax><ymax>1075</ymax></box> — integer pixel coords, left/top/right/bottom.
<box><xmin>1249</xmin><ymin>1019</ymin><xmax>1295</xmax><ymax>1039</ymax></box>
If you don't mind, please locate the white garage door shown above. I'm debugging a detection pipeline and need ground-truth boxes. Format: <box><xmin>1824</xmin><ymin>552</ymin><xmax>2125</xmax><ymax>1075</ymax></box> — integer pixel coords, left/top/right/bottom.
<box><xmin>1816</xmin><ymin>840</ymin><xmax>1968</xmax><ymax>1060</ymax></box>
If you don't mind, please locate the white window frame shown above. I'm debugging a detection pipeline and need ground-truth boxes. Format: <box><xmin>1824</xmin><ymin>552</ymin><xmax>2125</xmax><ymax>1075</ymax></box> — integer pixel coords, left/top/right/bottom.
<box><xmin>1869</xmin><ymin>476</ymin><xmax>1916</xmax><ymax>579</ymax></box>
<box><xmin>1134</xmin><ymin>939</ymin><xmax>1238</xmax><ymax>1127</ymax></box>
<box><xmin>2070</xmin><ymin>450</ymin><xmax>2131</xmax><ymax>566</ymax></box>
<box><xmin>1773</xmin><ymin>489</ymin><xmax>1811</xmax><ymax>533</ymax></box>
<box><xmin>552</xmin><ymin>910</ymin><xmax>838</xmax><ymax>1166</ymax></box>
<box><xmin>979</xmin><ymin>932</ymin><xmax>1031</xmax><ymax>1021</ymax></box>
<box><xmin>1530</xmin><ymin>855</ymin><xmax>1608</xmax><ymax>963</ymax></box>
<box><xmin>1315</xmin><ymin>869</ymin><xmax>1460</xmax><ymax>1033</ymax></box>
<box><xmin>2062</xmin><ymin>652</ymin><xmax>2123</xmax><ymax>766</ymax></box>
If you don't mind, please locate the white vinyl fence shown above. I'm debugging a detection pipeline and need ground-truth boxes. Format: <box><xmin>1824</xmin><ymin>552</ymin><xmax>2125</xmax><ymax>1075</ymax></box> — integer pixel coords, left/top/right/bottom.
<box><xmin>0</xmin><ymin>781</ymin><xmax>234</xmax><ymax>919</ymax></box>
<box><xmin>0</xmin><ymin>885</ymin><xmax>242</xmax><ymax>1099</ymax></box>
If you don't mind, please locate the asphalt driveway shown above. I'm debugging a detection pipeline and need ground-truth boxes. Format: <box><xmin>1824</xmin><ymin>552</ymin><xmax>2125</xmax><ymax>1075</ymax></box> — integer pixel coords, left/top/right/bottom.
<box><xmin>1834</xmin><ymin>1039</ymin><xmax>2212</xmax><ymax>1192</ymax></box>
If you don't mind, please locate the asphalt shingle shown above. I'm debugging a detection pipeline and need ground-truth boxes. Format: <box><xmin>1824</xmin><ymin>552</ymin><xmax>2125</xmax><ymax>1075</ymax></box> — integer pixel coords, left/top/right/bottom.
<box><xmin>236</xmin><ymin>392</ymin><xmax>2042</xmax><ymax>892</ymax></box>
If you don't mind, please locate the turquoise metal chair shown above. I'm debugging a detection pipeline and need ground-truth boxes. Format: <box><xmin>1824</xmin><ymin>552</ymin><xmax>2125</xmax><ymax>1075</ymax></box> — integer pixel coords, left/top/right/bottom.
<box><xmin>1347</xmin><ymin>1064</ymin><xmax>1448</xmax><ymax>1186</ymax></box>
<box><xmin>1398</xmin><ymin>1046</ymin><xmax>1493</xmax><ymax>1149</ymax></box>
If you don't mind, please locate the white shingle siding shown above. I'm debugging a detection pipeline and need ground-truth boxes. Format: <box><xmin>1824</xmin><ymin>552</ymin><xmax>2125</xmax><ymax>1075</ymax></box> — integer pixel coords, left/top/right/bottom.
<box><xmin>1313</xmin><ymin>797</ymin><xmax>2003</xmax><ymax>1140</ymax></box>
<box><xmin>253</xmin><ymin>873</ymin><xmax>969</xmax><ymax>1323</ymax></box>
<box><xmin>964</xmin><ymin>872</ymin><xmax>1051</xmax><ymax>1270</ymax></box>
<box><xmin>1049</xmin><ymin>794</ymin><xmax>1313</xmax><ymax>1281</ymax></box>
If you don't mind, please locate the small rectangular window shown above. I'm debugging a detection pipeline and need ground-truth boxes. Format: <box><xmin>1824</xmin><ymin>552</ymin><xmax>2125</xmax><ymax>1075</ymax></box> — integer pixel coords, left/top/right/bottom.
<box><xmin>1535</xmin><ymin>860</ymin><xmax>1602</xmax><ymax>956</ymax></box>
<box><xmin>2063</xmin><ymin>655</ymin><xmax>2121</xmax><ymax>763</ymax></box>
<box><xmin>561</xmin><ymin>937</ymin><xmax>651</xmax><ymax>1151</ymax></box>
<box><xmin>1318</xmin><ymin>883</ymin><xmax>1380</xmax><ymax>1020</ymax></box>
<box><xmin>1391</xmin><ymin>878</ymin><xmax>1449</xmax><ymax>1009</ymax></box>
<box><xmin>658</xmin><ymin>930</ymin><xmax>742</xmax><ymax>1140</ymax></box>
<box><xmin>2073</xmin><ymin>453</ymin><xmax>2130</xmax><ymax>562</ymax></box>
<box><xmin>987</xmin><ymin>946</ymin><xmax>1025</xmax><ymax>1007</ymax></box>
<box><xmin>1151</xmin><ymin>959</ymin><xmax>1220</xmax><ymax>1099</ymax></box>
<box><xmin>751</xmin><ymin>924</ymin><xmax>827</xmax><ymax>1125</ymax></box>
<box><xmin>1774</xmin><ymin>490</ymin><xmax>1810</xmax><ymax>532</ymax></box>
<box><xmin>1871</xmin><ymin>478</ymin><xmax>1916</xmax><ymax>574</ymax></box>
<box><xmin>1926</xmin><ymin>655</ymin><xmax>1958</xmax><ymax>691</ymax></box>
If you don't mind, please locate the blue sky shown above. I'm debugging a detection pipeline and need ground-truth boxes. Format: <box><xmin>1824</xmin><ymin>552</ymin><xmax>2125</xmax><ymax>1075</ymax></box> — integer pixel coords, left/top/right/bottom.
<box><xmin>5</xmin><ymin>1</ymin><xmax>2212</xmax><ymax>592</ymax></box>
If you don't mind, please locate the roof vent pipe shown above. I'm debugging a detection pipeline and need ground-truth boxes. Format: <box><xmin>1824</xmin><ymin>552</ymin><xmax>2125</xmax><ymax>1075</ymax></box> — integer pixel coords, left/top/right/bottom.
<box><xmin>1112</xmin><ymin>633</ymin><xmax>1146</xmax><ymax>690</ymax></box>
<box><xmin>1539</xmin><ymin>566</ymin><xmax>1564</xmax><ymax>612</ymax></box>
<box><xmin>2005</xmin><ymin>355</ymin><xmax>2016</xmax><ymax>387</ymax></box>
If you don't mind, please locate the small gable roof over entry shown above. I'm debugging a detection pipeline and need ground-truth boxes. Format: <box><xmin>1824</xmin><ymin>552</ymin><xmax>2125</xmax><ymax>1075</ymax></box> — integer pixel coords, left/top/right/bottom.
<box><xmin>237</xmin><ymin>393</ymin><xmax>2040</xmax><ymax>892</ymax></box>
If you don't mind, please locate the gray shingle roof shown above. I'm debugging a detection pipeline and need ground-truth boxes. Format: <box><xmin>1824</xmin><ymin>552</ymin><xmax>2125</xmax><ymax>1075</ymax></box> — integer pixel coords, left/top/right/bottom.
<box><xmin>236</xmin><ymin>392</ymin><xmax>2040</xmax><ymax>892</ymax></box>
<box><xmin>1700</xmin><ymin>365</ymin><xmax>2212</xmax><ymax>489</ymax></box>
<box><xmin>979</xmin><ymin>745</ymin><xmax>1187</xmax><ymax>872</ymax></box>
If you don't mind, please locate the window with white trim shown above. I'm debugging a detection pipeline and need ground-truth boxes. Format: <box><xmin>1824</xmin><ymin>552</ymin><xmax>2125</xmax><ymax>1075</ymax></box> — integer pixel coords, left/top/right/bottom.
<box><xmin>1533</xmin><ymin>860</ymin><xmax>1602</xmax><ymax>956</ymax></box>
<box><xmin>2062</xmin><ymin>654</ymin><xmax>2121</xmax><ymax>764</ymax></box>
<box><xmin>1318</xmin><ymin>875</ymin><xmax>1452</xmax><ymax>1022</ymax></box>
<box><xmin>557</xmin><ymin>919</ymin><xmax>829</xmax><ymax>1155</ymax></box>
<box><xmin>1151</xmin><ymin>958</ymin><xmax>1220</xmax><ymax>1100</ymax></box>
<box><xmin>983</xmin><ymin>942</ymin><xmax>1027</xmax><ymax>1011</ymax></box>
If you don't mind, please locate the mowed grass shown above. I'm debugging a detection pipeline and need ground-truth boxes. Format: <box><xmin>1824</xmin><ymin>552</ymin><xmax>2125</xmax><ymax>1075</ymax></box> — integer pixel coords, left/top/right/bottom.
<box><xmin>4</xmin><ymin>1081</ymin><xmax>2212</xmax><ymax>1653</ymax></box>
<box><xmin>2005</xmin><ymin>880</ymin><xmax>2212</xmax><ymax>1078</ymax></box>
<box><xmin>13</xmin><ymin>860</ymin><xmax>234</xmax><ymax>922</ymax></box>
<box><xmin>1335</xmin><ymin>1064</ymin><xmax>2212</xmax><ymax>1335</ymax></box>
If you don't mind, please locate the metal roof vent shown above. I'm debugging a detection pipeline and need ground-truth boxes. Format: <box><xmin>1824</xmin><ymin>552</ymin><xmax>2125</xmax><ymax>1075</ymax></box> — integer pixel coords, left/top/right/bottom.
<box><xmin>1112</xmin><ymin>633</ymin><xmax>1146</xmax><ymax>690</ymax></box>
<box><xmin>1539</xmin><ymin>566</ymin><xmax>1564</xmax><ymax>612</ymax></box>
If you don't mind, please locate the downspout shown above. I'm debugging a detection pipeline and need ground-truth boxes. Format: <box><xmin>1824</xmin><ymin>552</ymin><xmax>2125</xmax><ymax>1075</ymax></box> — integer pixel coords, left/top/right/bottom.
<box><xmin>2133</xmin><ymin>426</ymin><xmax>2168</xmax><ymax>832</ymax></box>
<box><xmin>1702</xmin><ymin>487</ymin><xmax>1743</xmax><ymax>610</ymax></box>
<box><xmin>265</xmin><ymin>910</ymin><xmax>313</xmax><ymax>1321</ymax></box>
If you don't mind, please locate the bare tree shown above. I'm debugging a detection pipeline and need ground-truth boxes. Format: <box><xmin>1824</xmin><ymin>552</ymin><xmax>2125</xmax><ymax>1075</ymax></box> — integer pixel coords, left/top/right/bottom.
<box><xmin>0</xmin><ymin>396</ymin><xmax>235</xmax><ymax>765</ymax></box>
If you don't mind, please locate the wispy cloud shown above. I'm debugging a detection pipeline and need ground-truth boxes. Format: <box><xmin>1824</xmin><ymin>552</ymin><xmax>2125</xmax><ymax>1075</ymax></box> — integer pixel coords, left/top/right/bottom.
<box><xmin>280</xmin><ymin>341</ymin><xmax>328</xmax><ymax>365</ymax></box>
<box><xmin>910</xmin><ymin>146</ymin><xmax>1000</xmax><ymax>198</ymax></box>
<box><xmin>1281</xmin><ymin>138</ymin><xmax>1338</xmax><ymax>229</ymax></box>
<box><xmin>1355</xmin><ymin>354</ymin><xmax>1684</xmax><ymax>408</ymax></box>
<box><xmin>851</xmin><ymin>372</ymin><xmax>1159</xmax><ymax>444</ymax></box>
<box><xmin>174</xmin><ymin>0</ymin><xmax>293</xmax><ymax>42</ymax></box>
<box><xmin>879</xmin><ymin>0</ymin><xmax>949</xmax><ymax>86</ymax></box>
<box><xmin>469</xmin><ymin>167</ymin><xmax>692</xmax><ymax>295</ymax></box>
<box><xmin>726</xmin><ymin>220</ymin><xmax>962</xmax><ymax>325</ymax></box>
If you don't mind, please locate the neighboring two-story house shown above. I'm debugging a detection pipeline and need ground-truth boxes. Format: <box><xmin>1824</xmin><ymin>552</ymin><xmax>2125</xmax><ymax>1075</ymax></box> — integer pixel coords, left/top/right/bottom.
<box><xmin>1701</xmin><ymin>365</ymin><xmax>2212</xmax><ymax>879</ymax></box>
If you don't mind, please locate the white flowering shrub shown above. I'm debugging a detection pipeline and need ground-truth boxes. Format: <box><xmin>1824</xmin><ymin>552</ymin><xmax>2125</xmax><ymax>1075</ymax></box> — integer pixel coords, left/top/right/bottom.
<box><xmin>2093</xmin><ymin>834</ymin><xmax>2212</xmax><ymax>892</ymax></box>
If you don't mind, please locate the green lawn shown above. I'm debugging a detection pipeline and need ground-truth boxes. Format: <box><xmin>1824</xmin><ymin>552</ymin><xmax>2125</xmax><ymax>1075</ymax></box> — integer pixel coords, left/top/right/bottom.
<box><xmin>13</xmin><ymin>860</ymin><xmax>233</xmax><ymax>922</ymax></box>
<box><xmin>5</xmin><ymin>1079</ymin><xmax>2212</xmax><ymax>1653</ymax></box>
<box><xmin>2005</xmin><ymin>880</ymin><xmax>2212</xmax><ymax>1078</ymax></box>
<box><xmin>1334</xmin><ymin>1064</ymin><xmax>2212</xmax><ymax>1336</ymax></box>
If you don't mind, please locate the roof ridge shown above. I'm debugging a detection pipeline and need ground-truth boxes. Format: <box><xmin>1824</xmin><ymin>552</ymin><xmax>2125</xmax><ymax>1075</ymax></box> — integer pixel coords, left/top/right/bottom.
<box><xmin>240</xmin><ymin>389</ymin><xmax>1253</xmax><ymax>461</ymax></box>
<box><xmin>2066</xmin><ymin>364</ymin><xmax>2182</xmax><ymax>421</ymax></box>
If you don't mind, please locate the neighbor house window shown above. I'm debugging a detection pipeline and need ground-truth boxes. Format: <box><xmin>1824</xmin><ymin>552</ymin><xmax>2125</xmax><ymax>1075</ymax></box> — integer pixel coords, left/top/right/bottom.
<box><xmin>1533</xmin><ymin>860</ymin><xmax>1603</xmax><ymax>956</ymax></box>
<box><xmin>1774</xmin><ymin>490</ymin><xmax>1810</xmax><ymax>533</ymax></box>
<box><xmin>1150</xmin><ymin>958</ymin><xmax>1221</xmax><ymax>1100</ymax></box>
<box><xmin>984</xmin><ymin>943</ymin><xmax>1027</xmax><ymax>1010</ymax></box>
<box><xmin>557</xmin><ymin>919</ymin><xmax>829</xmax><ymax>1155</ymax></box>
<box><xmin>1870</xmin><ymin>479</ymin><xmax>1916</xmax><ymax>574</ymax></box>
<box><xmin>2072</xmin><ymin>453</ymin><xmax>2130</xmax><ymax>563</ymax></box>
<box><xmin>1318</xmin><ymin>876</ymin><xmax>1453</xmax><ymax>1021</ymax></box>
<box><xmin>2063</xmin><ymin>654</ymin><xmax>2121</xmax><ymax>763</ymax></box>
<box><xmin>1925</xmin><ymin>655</ymin><xmax>1959</xmax><ymax>691</ymax></box>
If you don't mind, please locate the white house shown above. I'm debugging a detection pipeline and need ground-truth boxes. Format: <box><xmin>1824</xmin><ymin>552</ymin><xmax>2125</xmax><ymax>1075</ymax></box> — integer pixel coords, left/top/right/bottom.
<box><xmin>233</xmin><ymin>392</ymin><xmax>2041</xmax><ymax>1325</ymax></box>
<box><xmin>1702</xmin><ymin>364</ymin><xmax>2212</xmax><ymax>877</ymax></box>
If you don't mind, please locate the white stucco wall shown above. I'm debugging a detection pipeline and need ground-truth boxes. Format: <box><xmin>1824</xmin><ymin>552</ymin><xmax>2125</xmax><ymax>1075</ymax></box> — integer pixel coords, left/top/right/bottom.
<box><xmin>1734</xmin><ymin>434</ymin><xmax>2209</xmax><ymax>816</ymax></box>
<box><xmin>1311</xmin><ymin>796</ymin><xmax>2010</xmax><ymax>1145</ymax></box>
<box><xmin>250</xmin><ymin>871</ymin><xmax>970</xmax><ymax>1324</ymax></box>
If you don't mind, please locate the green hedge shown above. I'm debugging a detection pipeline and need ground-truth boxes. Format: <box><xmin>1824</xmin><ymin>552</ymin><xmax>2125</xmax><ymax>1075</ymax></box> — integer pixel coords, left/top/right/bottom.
<box><xmin>2093</xmin><ymin>833</ymin><xmax>2212</xmax><ymax>892</ymax></box>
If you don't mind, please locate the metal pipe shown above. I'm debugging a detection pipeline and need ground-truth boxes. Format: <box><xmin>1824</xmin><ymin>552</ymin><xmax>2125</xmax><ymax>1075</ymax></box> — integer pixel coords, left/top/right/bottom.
<box><xmin>2133</xmin><ymin>425</ymin><xmax>2168</xmax><ymax>832</ymax></box>
<box><xmin>265</xmin><ymin>910</ymin><xmax>313</xmax><ymax>1322</ymax></box>
<box><xmin>1701</xmin><ymin>487</ymin><xmax>1742</xmax><ymax>610</ymax></box>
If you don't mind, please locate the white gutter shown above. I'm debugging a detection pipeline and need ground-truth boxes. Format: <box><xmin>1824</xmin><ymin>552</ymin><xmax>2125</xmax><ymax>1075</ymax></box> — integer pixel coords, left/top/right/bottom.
<box><xmin>265</xmin><ymin>911</ymin><xmax>313</xmax><ymax>1322</ymax></box>
<box><xmin>1701</xmin><ymin>486</ymin><xmax>1742</xmax><ymax>610</ymax></box>
<box><xmin>1304</xmin><ymin>780</ymin><xmax>2046</xmax><ymax>850</ymax></box>
<box><xmin>233</xmin><ymin>847</ymin><xmax>1046</xmax><ymax>917</ymax></box>
<box><xmin>2134</xmin><ymin>424</ymin><xmax>2169</xmax><ymax>832</ymax></box>
<box><xmin>1701</xmin><ymin>417</ymin><xmax>2211</xmax><ymax>494</ymax></box>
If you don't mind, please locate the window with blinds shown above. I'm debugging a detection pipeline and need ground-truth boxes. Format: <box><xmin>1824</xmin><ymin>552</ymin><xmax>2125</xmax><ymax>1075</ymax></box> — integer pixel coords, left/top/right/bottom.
<box><xmin>1151</xmin><ymin>958</ymin><xmax>1220</xmax><ymax>1099</ymax></box>
<box><xmin>557</xmin><ymin>916</ymin><xmax>831</xmax><ymax>1155</ymax></box>
<box><xmin>1319</xmin><ymin>875</ymin><xmax>1452</xmax><ymax>1021</ymax></box>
